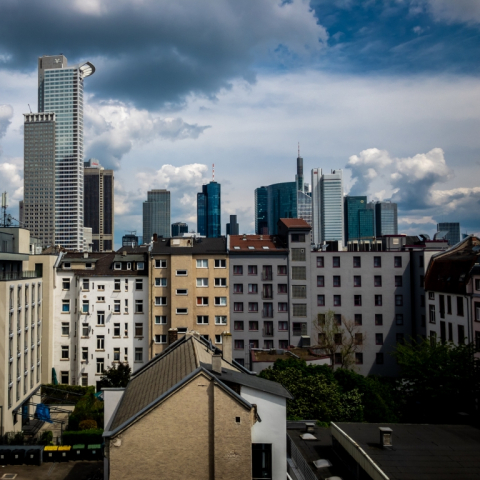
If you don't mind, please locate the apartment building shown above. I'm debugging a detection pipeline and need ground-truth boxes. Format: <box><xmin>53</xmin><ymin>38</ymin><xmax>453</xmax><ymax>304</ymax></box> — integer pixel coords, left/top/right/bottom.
<box><xmin>227</xmin><ymin>234</ymin><xmax>289</xmax><ymax>366</ymax></box>
<box><xmin>0</xmin><ymin>228</ymin><xmax>43</xmax><ymax>434</ymax></box>
<box><xmin>149</xmin><ymin>236</ymin><xmax>229</xmax><ymax>356</ymax></box>
<box><xmin>53</xmin><ymin>251</ymin><xmax>149</xmax><ymax>389</ymax></box>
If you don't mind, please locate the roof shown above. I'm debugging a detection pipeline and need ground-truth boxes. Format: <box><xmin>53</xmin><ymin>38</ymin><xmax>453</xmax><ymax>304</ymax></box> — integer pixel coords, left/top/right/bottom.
<box><xmin>151</xmin><ymin>237</ymin><xmax>227</xmax><ymax>255</ymax></box>
<box><xmin>278</xmin><ymin>218</ymin><xmax>312</xmax><ymax>230</ymax></box>
<box><xmin>424</xmin><ymin>235</ymin><xmax>480</xmax><ymax>294</ymax></box>
<box><xmin>105</xmin><ymin>334</ymin><xmax>291</xmax><ymax>437</ymax></box>
<box><xmin>251</xmin><ymin>347</ymin><xmax>330</xmax><ymax>364</ymax></box>
<box><xmin>228</xmin><ymin>234</ymin><xmax>288</xmax><ymax>253</ymax></box>
<box><xmin>334</xmin><ymin>422</ymin><xmax>480</xmax><ymax>480</ymax></box>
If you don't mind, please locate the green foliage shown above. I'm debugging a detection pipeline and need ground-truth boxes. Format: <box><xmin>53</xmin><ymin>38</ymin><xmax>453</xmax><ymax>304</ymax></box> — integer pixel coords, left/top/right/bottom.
<box><xmin>62</xmin><ymin>428</ymin><xmax>103</xmax><ymax>446</ymax></box>
<box><xmin>99</xmin><ymin>363</ymin><xmax>131</xmax><ymax>389</ymax></box>
<box><xmin>79</xmin><ymin>419</ymin><xmax>98</xmax><ymax>430</ymax></box>
<box><xmin>259</xmin><ymin>359</ymin><xmax>364</xmax><ymax>423</ymax></box>
<box><xmin>41</xmin><ymin>384</ymin><xmax>91</xmax><ymax>404</ymax></box>
<box><xmin>393</xmin><ymin>339</ymin><xmax>480</xmax><ymax>423</ymax></box>
<box><xmin>38</xmin><ymin>430</ymin><xmax>53</xmax><ymax>446</ymax></box>
<box><xmin>68</xmin><ymin>391</ymin><xmax>104</xmax><ymax>431</ymax></box>
<box><xmin>5</xmin><ymin>431</ymin><xmax>24</xmax><ymax>445</ymax></box>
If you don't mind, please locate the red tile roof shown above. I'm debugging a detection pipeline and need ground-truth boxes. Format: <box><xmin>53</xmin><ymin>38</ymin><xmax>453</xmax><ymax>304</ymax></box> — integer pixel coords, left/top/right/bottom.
<box><xmin>278</xmin><ymin>218</ymin><xmax>311</xmax><ymax>229</ymax></box>
<box><xmin>229</xmin><ymin>235</ymin><xmax>287</xmax><ymax>252</ymax></box>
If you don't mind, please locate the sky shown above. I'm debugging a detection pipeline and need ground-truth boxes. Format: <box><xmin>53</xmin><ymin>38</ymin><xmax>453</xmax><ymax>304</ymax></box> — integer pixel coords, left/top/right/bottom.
<box><xmin>1</xmin><ymin>0</ymin><xmax>480</xmax><ymax>246</ymax></box>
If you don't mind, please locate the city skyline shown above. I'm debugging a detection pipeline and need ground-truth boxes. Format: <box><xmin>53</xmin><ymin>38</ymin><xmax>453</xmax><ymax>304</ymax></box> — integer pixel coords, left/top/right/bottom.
<box><xmin>0</xmin><ymin>1</ymin><xmax>479</xmax><ymax>248</ymax></box>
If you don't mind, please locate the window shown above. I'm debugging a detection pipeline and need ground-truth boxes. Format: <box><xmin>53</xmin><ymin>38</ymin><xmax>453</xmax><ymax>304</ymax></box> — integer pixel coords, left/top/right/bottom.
<box><xmin>317</xmin><ymin>276</ymin><xmax>325</xmax><ymax>288</ymax></box>
<box><xmin>137</xmin><ymin>262</ymin><xmax>145</xmax><ymax>270</ymax></box>
<box><xmin>82</xmin><ymin>279</ymin><xmax>89</xmax><ymax>290</ymax></box>
<box><xmin>421</xmin><ymin>314</ymin><xmax>426</xmax><ymax>327</ymax></box>
<box><xmin>154</xmin><ymin>297</ymin><xmax>167</xmax><ymax>306</ymax></box>
<box><xmin>278</xmin><ymin>284</ymin><xmax>288</xmax><ymax>294</ymax></box>
<box><xmin>125</xmin><ymin>322</ymin><xmax>128</xmax><ymax>336</ymax></box>
<box><xmin>95</xmin><ymin>358</ymin><xmax>104</xmax><ymax>374</ymax></box>
<box><xmin>61</xmin><ymin>371</ymin><xmax>69</xmax><ymax>384</ymax></box>
<box><xmin>235</xmin><ymin>340</ymin><xmax>244</xmax><ymax>350</ymax></box>
<box><xmin>291</xmin><ymin>233</ymin><xmax>305</xmax><ymax>242</ymax></box>
<box><xmin>354</xmin><ymin>333</ymin><xmax>363</xmax><ymax>345</ymax></box>
<box><xmin>292</xmin><ymin>285</ymin><xmax>306</xmax><ymax>298</ymax></box>
<box><xmin>457</xmin><ymin>297</ymin><xmax>464</xmax><ymax>316</ymax></box>
<box><xmin>333</xmin><ymin>295</ymin><xmax>341</xmax><ymax>306</ymax></box>
<box><xmin>475</xmin><ymin>302</ymin><xmax>480</xmax><ymax>322</ymax></box>
<box><xmin>333</xmin><ymin>256</ymin><xmax>340</xmax><ymax>268</ymax></box>
<box><xmin>248</xmin><ymin>283</ymin><xmax>258</xmax><ymax>294</ymax></box>
<box><xmin>395</xmin><ymin>276</ymin><xmax>403</xmax><ymax>287</ymax></box>
<box><xmin>278</xmin><ymin>302</ymin><xmax>288</xmax><ymax>312</ymax></box>
<box><xmin>334</xmin><ymin>353</ymin><xmax>342</xmax><ymax>365</ymax></box>
<box><xmin>215</xmin><ymin>259</ymin><xmax>226</xmax><ymax>268</ymax></box>
<box><xmin>317</xmin><ymin>295</ymin><xmax>325</xmax><ymax>306</ymax></box>
<box><xmin>394</xmin><ymin>256</ymin><xmax>402</xmax><ymax>268</ymax></box>
<box><xmin>292</xmin><ymin>304</ymin><xmax>307</xmax><ymax>317</ymax></box>
<box><xmin>233</xmin><ymin>284</ymin><xmax>243</xmax><ymax>294</ymax></box>
<box><xmin>155</xmin><ymin>334</ymin><xmax>167</xmax><ymax>344</ymax></box>
<box><xmin>376</xmin><ymin>333</ymin><xmax>383</xmax><ymax>345</ymax></box>
<box><xmin>61</xmin><ymin>345</ymin><xmax>69</xmax><ymax>359</ymax></box>
<box><xmin>476</xmin><ymin>279</ymin><xmax>480</xmax><ymax>291</ymax></box>
<box><xmin>248</xmin><ymin>302</ymin><xmax>258</xmax><ymax>312</ymax></box>
<box><xmin>114</xmin><ymin>262</ymin><xmax>122</xmax><ymax>270</ymax></box>
<box><xmin>355</xmin><ymin>353</ymin><xmax>363</xmax><ymax>364</ymax></box>
<box><xmin>353</xmin><ymin>256</ymin><xmax>361</xmax><ymax>268</ymax></box>
<box><xmin>374</xmin><ymin>256</ymin><xmax>381</xmax><ymax>268</ymax></box>
<box><xmin>374</xmin><ymin>276</ymin><xmax>382</xmax><ymax>287</ymax></box>
<box><xmin>97</xmin><ymin>311</ymin><xmax>105</xmax><ymax>325</ymax></box>
<box><xmin>277</xmin><ymin>265</ymin><xmax>287</xmax><ymax>275</ymax></box>
<box><xmin>353</xmin><ymin>276</ymin><xmax>361</xmax><ymax>287</ymax></box>
<box><xmin>293</xmin><ymin>322</ymin><xmax>307</xmax><ymax>336</ymax></box>
<box><xmin>155</xmin><ymin>315</ymin><xmax>167</xmax><ymax>324</ymax></box>
<box><xmin>96</xmin><ymin>335</ymin><xmax>105</xmax><ymax>350</ymax></box>
<box><xmin>176</xmin><ymin>308</ymin><xmax>188</xmax><ymax>314</ymax></box>
<box><xmin>395</xmin><ymin>295</ymin><xmax>403</xmax><ymax>306</ymax></box>
<box><xmin>135</xmin><ymin>323</ymin><xmax>143</xmax><ymax>337</ymax></box>
<box><xmin>375</xmin><ymin>314</ymin><xmax>383</xmax><ymax>325</ymax></box>
<box><xmin>234</xmin><ymin>302</ymin><xmax>244</xmax><ymax>312</ymax></box>
<box><xmin>197</xmin><ymin>297</ymin><xmax>209</xmax><ymax>306</ymax></box>
<box><xmin>429</xmin><ymin>304</ymin><xmax>436</xmax><ymax>323</ymax></box>
<box><xmin>334</xmin><ymin>333</ymin><xmax>342</xmax><ymax>346</ymax></box>
<box><xmin>292</xmin><ymin>248</ymin><xmax>306</xmax><ymax>261</ymax></box>
<box><xmin>215</xmin><ymin>297</ymin><xmax>227</xmax><ymax>306</ymax></box>
<box><xmin>376</xmin><ymin>353</ymin><xmax>384</xmax><ymax>365</ymax></box>
<box><xmin>196</xmin><ymin>278</ymin><xmax>208</xmax><ymax>287</ymax></box>
<box><xmin>447</xmin><ymin>296</ymin><xmax>452</xmax><ymax>315</ymax></box>
<box><xmin>354</xmin><ymin>295</ymin><xmax>362</xmax><ymax>306</ymax></box>
<box><xmin>333</xmin><ymin>276</ymin><xmax>341</xmax><ymax>287</ymax></box>
<box><xmin>114</xmin><ymin>279</ymin><xmax>120</xmax><ymax>291</ymax></box>
<box><xmin>316</xmin><ymin>257</ymin><xmax>324</xmax><ymax>268</ymax></box>
<box><xmin>215</xmin><ymin>278</ymin><xmax>227</xmax><ymax>287</ymax></box>
<box><xmin>97</xmin><ymin>296</ymin><xmax>105</xmax><ymax>303</ymax></box>
<box><xmin>196</xmin><ymin>259</ymin><xmax>208</xmax><ymax>268</ymax></box>
<box><xmin>135</xmin><ymin>279</ymin><xmax>143</xmax><ymax>290</ymax></box>
<box><xmin>278</xmin><ymin>321</ymin><xmax>288</xmax><ymax>331</ymax></box>
<box><xmin>135</xmin><ymin>300</ymin><xmax>144</xmax><ymax>313</ymax></box>
<box><xmin>233</xmin><ymin>265</ymin><xmax>243</xmax><ymax>275</ymax></box>
<box><xmin>62</xmin><ymin>300</ymin><xmax>70</xmax><ymax>313</ymax></box>
<box><xmin>214</xmin><ymin>335</ymin><xmax>222</xmax><ymax>344</ymax></box>
<box><xmin>155</xmin><ymin>277</ymin><xmax>167</xmax><ymax>287</ymax></box>
<box><xmin>420</xmin><ymin>295</ymin><xmax>425</xmax><ymax>307</ymax></box>
<box><xmin>395</xmin><ymin>314</ymin><xmax>404</xmax><ymax>326</ymax></box>
<box><xmin>63</xmin><ymin>262</ymin><xmax>71</xmax><ymax>269</ymax></box>
<box><xmin>176</xmin><ymin>270</ymin><xmax>187</xmax><ymax>276</ymax></box>
<box><xmin>155</xmin><ymin>259</ymin><xmax>167</xmax><ymax>268</ymax></box>
<box><xmin>458</xmin><ymin>325</ymin><xmax>465</xmax><ymax>345</ymax></box>
<box><xmin>97</xmin><ymin>284</ymin><xmax>105</xmax><ymax>291</ymax></box>
<box><xmin>249</xmin><ymin>321</ymin><xmax>259</xmax><ymax>331</ymax></box>
<box><xmin>248</xmin><ymin>265</ymin><xmax>258</xmax><ymax>275</ymax></box>
<box><xmin>354</xmin><ymin>314</ymin><xmax>362</xmax><ymax>326</ymax></box>
<box><xmin>396</xmin><ymin>333</ymin><xmax>405</xmax><ymax>344</ymax></box>
<box><xmin>420</xmin><ymin>275</ymin><xmax>424</xmax><ymax>287</ymax></box>
<box><xmin>176</xmin><ymin>289</ymin><xmax>188</xmax><ymax>295</ymax></box>
<box><xmin>113</xmin><ymin>323</ymin><xmax>121</xmax><ymax>337</ymax></box>
<box><xmin>125</xmin><ymin>279</ymin><xmax>128</xmax><ymax>291</ymax></box>
<box><xmin>62</xmin><ymin>279</ymin><xmax>70</xmax><ymax>290</ymax></box>
<box><xmin>215</xmin><ymin>316</ymin><xmax>227</xmax><ymax>325</ymax></box>
<box><xmin>333</xmin><ymin>314</ymin><xmax>341</xmax><ymax>325</ymax></box>
<box><xmin>428</xmin><ymin>292</ymin><xmax>435</xmax><ymax>300</ymax></box>
<box><xmin>82</xmin><ymin>349</ymin><xmax>89</xmax><ymax>366</ymax></box>
<box><xmin>291</xmin><ymin>267</ymin><xmax>306</xmax><ymax>280</ymax></box>
<box><xmin>114</xmin><ymin>300</ymin><xmax>121</xmax><ymax>313</ymax></box>
<box><xmin>82</xmin><ymin>323</ymin><xmax>89</xmax><ymax>337</ymax></box>
<box><xmin>375</xmin><ymin>295</ymin><xmax>382</xmax><ymax>306</ymax></box>
<box><xmin>82</xmin><ymin>300</ymin><xmax>89</xmax><ymax>314</ymax></box>
<box><xmin>234</xmin><ymin>321</ymin><xmax>244</xmax><ymax>331</ymax></box>
<box><xmin>133</xmin><ymin>348</ymin><xmax>143</xmax><ymax>362</ymax></box>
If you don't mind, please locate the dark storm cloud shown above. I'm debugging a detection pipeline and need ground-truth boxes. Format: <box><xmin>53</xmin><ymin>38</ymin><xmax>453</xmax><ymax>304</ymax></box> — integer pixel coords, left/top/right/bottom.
<box><xmin>0</xmin><ymin>0</ymin><xmax>326</xmax><ymax>109</ymax></box>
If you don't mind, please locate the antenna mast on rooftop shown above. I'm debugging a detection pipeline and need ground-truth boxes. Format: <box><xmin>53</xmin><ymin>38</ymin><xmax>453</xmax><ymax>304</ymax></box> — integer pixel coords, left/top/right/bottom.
<box><xmin>212</xmin><ymin>163</ymin><xmax>215</xmax><ymax>181</ymax></box>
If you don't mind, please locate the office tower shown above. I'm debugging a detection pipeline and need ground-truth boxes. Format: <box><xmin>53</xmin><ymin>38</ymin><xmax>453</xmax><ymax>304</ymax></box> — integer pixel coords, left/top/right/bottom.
<box><xmin>255</xmin><ymin>187</ymin><xmax>268</xmax><ymax>234</ymax></box>
<box><xmin>295</xmin><ymin>150</ymin><xmax>312</xmax><ymax>228</ymax></box>
<box><xmin>295</xmin><ymin>148</ymin><xmax>304</xmax><ymax>194</ymax></box>
<box><xmin>344</xmin><ymin>196</ymin><xmax>375</xmax><ymax>241</ymax></box>
<box><xmin>375</xmin><ymin>201</ymin><xmax>398</xmax><ymax>236</ymax></box>
<box><xmin>84</xmin><ymin>159</ymin><xmax>114</xmax><ymax>252</ymax></box>
<box><xmin>266</xmin><ymin>182</ymin><xmax>297</xmax><ymax>235</ymax></box>
<box><xmin>197</xmin><ymin>181</ymin><xmax>221</xmax><ymax>238</ymax></box>
<box><xmin>437</xmin><ymin>222</ymin><xmax>460</xmax><ymax>246</ymax></box>
<box><xmin>226</xmin><ymin>215</ymin><xmax>239</xmax><ymax>235</ymax></box>
<box><xmin>172</xmin><ymin>222</ymin><xmax>188</xmax><ymax>237</ymax></box>
<box><xmin>122</xmin><ymin>233</ymin><xmax>139</xmax><ymax>247</ymax></box>
<box><xmin>19</xmin><ymin>201</ymin><xmax>24</xmax><ymax>227</ymax></box>
<box><xmin>143</xmin><ymin>190</ymin><xmax>171</xmax><ymax>242</ymax></box>
<box><xmin>23</xmin><ymin>113</ymin><xmax>56</xmax><ymax>248</ymax></box>
<box><xmin>37</xmin><ymin>54</ymin><xmax>95</xmax><ymax>250</ymax></box>
<box><xmin>311</xmin><ymin>169</ymin><xmax>344</xmax><ymax>246</ymax></box>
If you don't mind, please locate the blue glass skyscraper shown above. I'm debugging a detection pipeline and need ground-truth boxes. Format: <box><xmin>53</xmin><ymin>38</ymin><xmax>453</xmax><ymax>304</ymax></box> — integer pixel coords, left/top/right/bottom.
<box><xmin>344</xmin><ymin>196</ymin><xmax>374</xmax><ymax>241</ymax></box>
<box><xmin>266</xmin><ymin>182</ymin><xmax>297</xmax><ymax>235</ymax></box>
<box><xmin>375</xmin><ymin>201</ymin><xmax>398</xmax><ymax>236</ymax></box>
<box><xmin>197</xmin><ymin>181</ymin><xmax>221</xmax><ymax>237</ymax></box>
<box><xmin>255</xmin><ymin>187</ymin><xmax>268</xmax><ymax>234</ymax></box>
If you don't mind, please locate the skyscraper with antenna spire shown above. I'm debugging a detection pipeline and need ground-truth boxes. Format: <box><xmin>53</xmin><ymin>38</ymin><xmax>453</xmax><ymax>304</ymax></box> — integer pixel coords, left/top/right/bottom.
<box><xmin>295</xmin><ymin>143</ymin><xmax>312</xmax><ymax>229</ymax></box>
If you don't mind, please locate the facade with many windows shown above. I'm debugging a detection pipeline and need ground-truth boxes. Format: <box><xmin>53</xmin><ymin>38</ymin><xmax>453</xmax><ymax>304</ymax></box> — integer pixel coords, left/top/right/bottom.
<box><xmin>53</xmin><ymin>252</ymin><xmax>148</xmax><ymax>389</ymax></box>
<box><xmin>149</xmin><ymin>236</ymin><xmax>229</xmax><ymax>356</ymax></box>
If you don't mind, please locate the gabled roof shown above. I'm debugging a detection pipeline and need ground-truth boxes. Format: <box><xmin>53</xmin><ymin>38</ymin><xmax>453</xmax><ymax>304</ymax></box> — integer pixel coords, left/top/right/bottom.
<box><xmin>278</xmin><ymin>218</ymin><xmax>311</xmax><ymax>230</ymax></box>
<box><xmin>228</xmin><ymin>234</ymin><xmax>288</xmax><ymax>253</ymax></box>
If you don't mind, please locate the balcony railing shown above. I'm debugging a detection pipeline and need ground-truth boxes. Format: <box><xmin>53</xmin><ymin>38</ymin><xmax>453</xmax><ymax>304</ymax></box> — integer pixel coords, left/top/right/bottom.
<box><xmin>0</xmin><ymin>271</ymin><xmax>40</xmax><ymax>281</ymax></box>
<box><xmin>262</xmin><ymin>327</ymin><xmax>274</xmax><ymax>337</ymax></box>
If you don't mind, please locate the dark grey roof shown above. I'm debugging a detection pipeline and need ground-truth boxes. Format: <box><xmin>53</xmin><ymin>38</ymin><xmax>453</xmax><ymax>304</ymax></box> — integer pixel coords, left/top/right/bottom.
<box><xmin>336</xmin><ymin>422</ymin><xmax>480</xmax><ymax>480</ymax></box>
<box><xmin>151</xmin><ymin>237</ymin><xmax>227</xmax><ymax>255</ymax></box>
<box><xmin>113</xmin><ymin>254</ymin><xmax>145</xmax><ymax>263</ymax></box>
<box><xmin>212</xmin><ymin>368</ymin><xmax>293</xmax><ymax>399</ymax></box>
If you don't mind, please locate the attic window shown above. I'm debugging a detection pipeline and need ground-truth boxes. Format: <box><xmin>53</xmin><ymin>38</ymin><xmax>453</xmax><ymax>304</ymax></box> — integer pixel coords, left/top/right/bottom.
<box><xmin>235</xmin><ymin>417</ymin><xmax>241</xmax><ymax>424</ymax></box>
<box><xmin>63</xmin><ymin>262</ymin><xmax>71</xmax><ymax>269</ymax></box>
<box><xmin>86</xmin><ymin>263</ymin><xmax>93</xmax><ymax>269</ymax></box>
<box><xmin>137</xmin><ymin>262</ymin><xmax>145</xmax><ymax>270</ymax></box>
<box><xmin>262</xmin><ymin>246</ymin><xmax>269</xmax><ymax>250</ymax></box>
<box><xmin>248</xmin><ymin>246</ymin><xmax>255</xmax><ymax>250</ymax></box>
<box><xmin>234</xmin><ymin>246</ymin><xmax>240</xmax><ymax>250</ymax></box>
<box><xmin>114</xmin><ymin>262</ymin><xmax>122</xmax><ymax>270</ymax></box>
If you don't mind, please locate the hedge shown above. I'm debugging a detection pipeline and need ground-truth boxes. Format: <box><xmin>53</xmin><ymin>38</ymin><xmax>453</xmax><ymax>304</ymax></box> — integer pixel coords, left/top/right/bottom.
<box><xmin>62</xmin><ymin>428</ymin><xmax>103</xmax><ymax>445</ymax></box>
<box><xmin>42</xmin><ymin>384</ymin><xmax>92</xmax><ymax>396</ymax></box>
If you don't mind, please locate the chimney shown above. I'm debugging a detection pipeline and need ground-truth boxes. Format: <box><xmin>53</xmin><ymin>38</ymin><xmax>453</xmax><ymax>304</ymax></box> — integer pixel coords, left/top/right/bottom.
<box><xmin>83</xmin><ymin>252</ymin><xmax>88</xmax><ymax>258</ymax></box>
<box><xmin>153</xmin><ymin>233</ymin><xmax>158</xmax><ymax>242</ymax></box>
<box><xmin>212</xmin><ymin>354</ymin><xmax>222</xmax><ymax>374</ymax></box>
<box><xmin>221</xmin><ymin>332</ymin><xmax>232</xmax><ymax>363</ymax></box>
<box><xmin>379</xmin><ymin>427</ymin><xmax>393</xmax><ymax>448</ymax></box>
<box><xmin>168</xmin><ymin>328</ymin><xmax>178</xmax><ymax>345</ymax></box>
<box><xmin>122</xmin><ymin>251</ymin><xmax>127</xmax><ymax>256</ymax></box>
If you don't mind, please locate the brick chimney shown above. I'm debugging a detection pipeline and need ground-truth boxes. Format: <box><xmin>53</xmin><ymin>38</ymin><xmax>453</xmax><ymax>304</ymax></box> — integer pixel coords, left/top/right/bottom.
<box><xmin>222</xmin><ymin>332</ymin><xmax>232</xmax><ymax>363</ymax></box>
<box><xmin>168</xmin><ymin>328</ymin><xmax>178</xmax><ymax>345</ymax></box>
<box><xmin>212</xmin><ymin>354</ymin><xmax>222</xmax><ymax>374</ymax></box>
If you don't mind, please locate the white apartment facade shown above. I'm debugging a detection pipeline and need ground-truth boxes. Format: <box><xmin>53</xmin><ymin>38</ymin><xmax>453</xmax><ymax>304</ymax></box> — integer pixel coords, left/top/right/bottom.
<box><xmin>54</xmin><ymin>252</ymin><xmax>148</xmax><ymax>389</ymax></box>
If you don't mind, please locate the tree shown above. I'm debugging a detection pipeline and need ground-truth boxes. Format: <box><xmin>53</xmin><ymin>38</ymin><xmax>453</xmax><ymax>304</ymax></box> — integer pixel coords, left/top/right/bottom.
<box><xmin>99</xmin><ymin>362</ymin><xmax>131</xmax><ymax>389</ymax></box>
<box><xmin>312</xmin><ymin>310</ymin><xmax>365</xmax><ymax>370</ymax></box>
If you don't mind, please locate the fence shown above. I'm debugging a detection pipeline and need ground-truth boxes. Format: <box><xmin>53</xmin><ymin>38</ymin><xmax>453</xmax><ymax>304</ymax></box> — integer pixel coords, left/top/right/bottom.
<box><xmin>287</xmin><ymin>433</ymin><xmax>317</xmax><ymax>480</ymax></box>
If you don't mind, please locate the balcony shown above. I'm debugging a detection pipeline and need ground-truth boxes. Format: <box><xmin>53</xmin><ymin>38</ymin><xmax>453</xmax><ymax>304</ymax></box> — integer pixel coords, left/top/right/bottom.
<box><xmin>262</xmin><ymin>326</ymin><xmax>274</xmax><ymax>337</ymax></box>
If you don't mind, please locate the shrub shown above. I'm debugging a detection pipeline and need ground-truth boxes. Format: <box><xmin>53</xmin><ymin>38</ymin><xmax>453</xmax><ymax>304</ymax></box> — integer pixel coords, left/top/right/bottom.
<box><xmin>38</xmin><ymin>430</ymin><xmax>53</xmax><ymax>446</ymax></box>
<box><xmin>79</xmin><ymin>419</ymin><xmax>98</xmax><ymax>430</ymax></box>
<box><xmin>62</xmin><ymin>428</ymin><xmax>103</xmax><ymax>446</ymax></box>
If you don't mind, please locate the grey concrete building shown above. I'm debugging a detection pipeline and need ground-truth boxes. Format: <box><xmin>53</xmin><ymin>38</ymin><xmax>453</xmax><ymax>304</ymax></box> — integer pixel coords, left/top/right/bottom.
<box><xmin>228</xmin><ymin>234</ymin><xmax>289</xmax><ymax>367</ymax></box>
<box><xmin>143</xmin><ymin>189</ymin><xmax>171</xmax><ymax>242</ymax></box>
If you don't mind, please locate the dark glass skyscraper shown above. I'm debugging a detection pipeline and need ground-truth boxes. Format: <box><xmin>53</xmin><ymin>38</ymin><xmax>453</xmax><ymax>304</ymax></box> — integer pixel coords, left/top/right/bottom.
<box><xmin>197</xmin><ymin>181</ymin><xmax>221</xmax><ymax>237</ymax></box>
<box><xmin>375</xmin><ymin>201</ymin><xmax>398</xmax><ymax>236</ymax></box>
<box><xmin>255</xmin><ymin>187</ymin><xmax>268</xmax><ymax>234</ymax></box>
<box><xmin>143</xmin><ymin>189</ymin><xmax>171</xmax><ymax>241</ymax></box>
<box><xmin>437</xmin><ymin>222</ymin><xmax>460</xmax><ymax>246</ymax></box>
<box><xmin>172</xmin><ymin>222</ymin><xmax>188</xmax><ymax>237</ymax></box>
<box><xmin>344</xmin><ymin>196</ymin><xmax>374</xmax><ymax>241</ymax></box>
<box><xmin>226</xmin><ymin>215</ymin><xmax>239</xmax><ymax>235</ymax></box>
<box><xmin>266</xmin><ymin>182</ymin><xmax>297</xmax><ymax>235</ymax></box>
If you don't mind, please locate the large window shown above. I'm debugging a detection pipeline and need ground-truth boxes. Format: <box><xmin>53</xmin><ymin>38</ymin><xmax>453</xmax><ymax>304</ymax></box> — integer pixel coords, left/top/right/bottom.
<box><xmin>97</xmin><ymin>311</ymin><xmax>105</xmax><ymax>325</ymax></box>
<box><xmin>196</xmin><ymin>278</ymin><xmax>208</xmax><ymax>287</ymax></box>
<box><xmin>135</xmin><ymin>300</ymin><xmax>144</xmax><ymax>313</ymax></box>
<box><xmin>156</xmin><ymin>278</ymin><xmax>167</xmax><ymax>287</ymax></box>
<box><xmin>62</xmin><ymin>300</ymin><xmax>70</xmax><ymax>313</ymax></box>
<box><xmin>215</xmin><ymin>297</ymin><xmax>227</xmax><ymax>306</ymax></box>
<box><xmin>196</xmin><ymin>259</ymin><xmax>208</xmax><ymax>268</ymax></box>
<box><xmin>214</xmin><ymin>259</ymin><xmax>226</xmax><ymax>268</ymax></box>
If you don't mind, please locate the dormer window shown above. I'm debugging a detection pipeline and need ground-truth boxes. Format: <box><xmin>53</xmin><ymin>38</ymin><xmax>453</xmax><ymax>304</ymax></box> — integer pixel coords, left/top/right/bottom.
<box><xmin>63</xmin><ymin>262</ymin><xmax>71</xmax><ymax>269</ymax></box>
<box><xmin>126</xmin><ymin>262</ymin><xmax>132</xmax><ymax>270</ymax></box>
<box><xmin>137</xmin><ymin>262</ymin><xmax>145</xmax><ymax>270</ymax></box>
<box><xmin>86</xmin><ymin>263</ymin><xmax>93</xmax><ymax>269</ymax></box>
<box><xmin>114</xmin><ymin>262</ymin><xmax>122</xmax><ymax>270</ymax></box>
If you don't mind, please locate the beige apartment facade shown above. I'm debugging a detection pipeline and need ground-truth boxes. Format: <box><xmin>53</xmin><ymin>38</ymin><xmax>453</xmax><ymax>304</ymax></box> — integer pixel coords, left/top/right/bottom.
<box><xmin>149</xmin><ymin>237</ymin><xmax>229</xmax><ymax>356</ymax></box>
